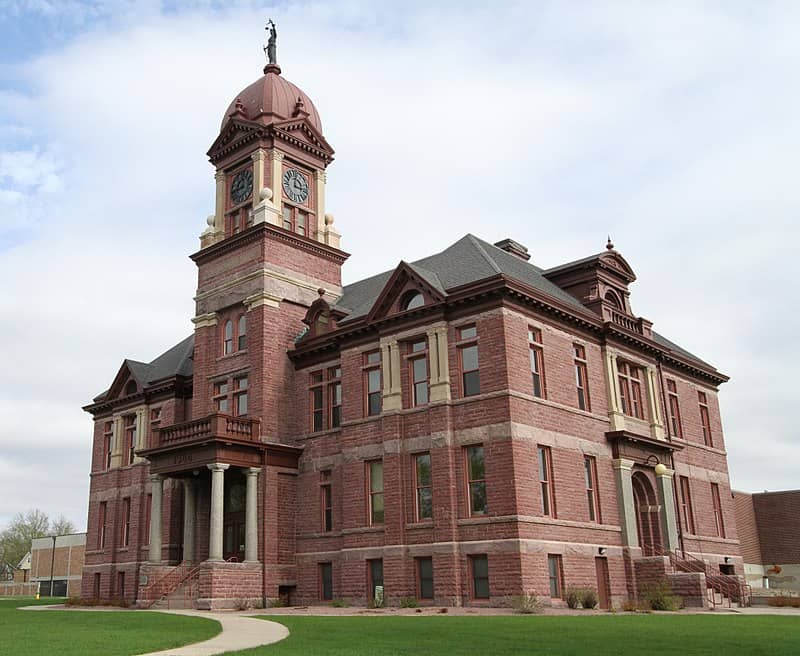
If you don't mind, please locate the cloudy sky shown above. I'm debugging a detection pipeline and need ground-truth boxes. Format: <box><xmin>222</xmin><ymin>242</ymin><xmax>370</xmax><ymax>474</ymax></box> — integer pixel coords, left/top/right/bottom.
<box><xmin>0</xmin><ymin>1</ymin><xmax>797</xmax><ymax>531</ymax></box>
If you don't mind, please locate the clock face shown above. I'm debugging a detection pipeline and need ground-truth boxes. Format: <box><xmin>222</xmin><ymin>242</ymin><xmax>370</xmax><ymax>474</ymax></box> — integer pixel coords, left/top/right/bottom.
<box><xmin>230</xmin><ymin>169</ymin><xmax>253</xmax><ymax>205</ymax></box>
<box><xmin>282</xmin><ymin>168</ymin><xmax>310</xmax><ymax>204</ymax></box>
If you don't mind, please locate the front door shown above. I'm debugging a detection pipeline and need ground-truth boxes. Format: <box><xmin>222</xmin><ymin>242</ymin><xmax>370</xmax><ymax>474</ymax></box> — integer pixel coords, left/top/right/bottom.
<box><xmin>223</xmin><ymin>476</ymin><xmax>246</xmax><ymax>562</ymax></box>
<box><xmin>632</xmin><ymin>472</ymin><xmax>662</xmax><ymax>556</ymax></box>
<box><xmin>595</xmin><ymin>557</ymin><xmax>610</xmax><ymax>609</ymax></box>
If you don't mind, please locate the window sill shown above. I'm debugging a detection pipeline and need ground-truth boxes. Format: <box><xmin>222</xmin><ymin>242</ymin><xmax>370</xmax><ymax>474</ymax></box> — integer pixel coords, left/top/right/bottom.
<box><xmin>406</xmin><ymin>521</ymin><xmax>434</xmax><ymax>530</ymax></box>
<box><xmin>215</xmin><ymin>350</ymin><xmax>248</xmax><ymax>363</ymax></box>
<box><xmin>341</xmin><ymin>526</ymin><xmax>384</xmax><ymax>535</ymax></box>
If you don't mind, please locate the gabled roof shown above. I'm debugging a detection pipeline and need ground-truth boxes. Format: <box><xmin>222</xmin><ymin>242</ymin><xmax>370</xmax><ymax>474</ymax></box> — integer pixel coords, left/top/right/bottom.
<box><xmin>330</xmin><ymin>234</ymin><xmax>716</xmax><ymax>372</ymax></box>
<box><xmin>336</xmin><ymin>234</ymin><xmax>586</xmax><ymax>324</ymax></box>
<box><xmin>93</xmin><ymin>335</ymin><xmax>194</xmax><ymax>401</ymax></box>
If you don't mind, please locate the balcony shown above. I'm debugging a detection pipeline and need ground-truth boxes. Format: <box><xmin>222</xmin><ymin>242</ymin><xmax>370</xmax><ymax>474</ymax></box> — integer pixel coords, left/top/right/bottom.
<box><xmin>151</xmin><ymin>413</ymin><xmax>261</xmax><ymax>449</ymax></box>
<box><xmin>602</xmin><ymin>307</ymin><xmax>653</xmax><ymax>338</ymax></box>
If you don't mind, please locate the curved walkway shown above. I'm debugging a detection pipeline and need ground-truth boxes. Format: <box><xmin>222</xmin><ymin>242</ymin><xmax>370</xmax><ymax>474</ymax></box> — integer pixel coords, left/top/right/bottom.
<box><xmin>20</xmin><ymin>605</ymin><xmax>289</xmax><ymax>655</ymax></box>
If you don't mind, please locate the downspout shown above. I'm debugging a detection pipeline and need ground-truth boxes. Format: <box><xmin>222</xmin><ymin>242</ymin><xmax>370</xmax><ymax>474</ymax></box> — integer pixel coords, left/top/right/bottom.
<box><xmin>656</xmin><ymin>358</ymin><xmax>685</xmax><ymax>555</ymax></box>
<box><xmin>262</xmin><ymin>448</ymin><xmax>268</xmax><ymax>610</ymax></box>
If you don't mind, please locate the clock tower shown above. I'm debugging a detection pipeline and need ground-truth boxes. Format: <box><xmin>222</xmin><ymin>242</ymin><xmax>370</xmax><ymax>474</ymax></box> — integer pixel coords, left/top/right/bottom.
<box><xmin>191</xmin><ymin>54</ymin><xmax>347</xmax><ymax>441</ymax></box>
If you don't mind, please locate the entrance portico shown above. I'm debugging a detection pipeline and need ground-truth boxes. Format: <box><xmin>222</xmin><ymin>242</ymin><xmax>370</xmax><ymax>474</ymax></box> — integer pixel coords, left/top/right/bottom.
<box><xmin>137</xmin><ymin>412</ymin><xmax>301</xmax><ymax>608</ymax></box>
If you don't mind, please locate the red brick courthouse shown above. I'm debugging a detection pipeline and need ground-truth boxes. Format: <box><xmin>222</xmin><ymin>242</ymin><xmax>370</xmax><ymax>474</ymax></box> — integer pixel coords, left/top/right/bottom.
<box><xmin>81</xmin><ymin>52</ymin><xmax>746</xmax><ymax>610</ymax></box>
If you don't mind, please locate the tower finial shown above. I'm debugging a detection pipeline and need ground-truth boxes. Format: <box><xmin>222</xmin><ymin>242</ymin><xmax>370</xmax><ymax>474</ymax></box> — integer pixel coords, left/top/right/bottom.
<box><xmin>606</xmin><ymin>235</ymin><xmax>615</xmax><ymax>251</ymax></box>
<box><xmin>263</xmin><ymin>19</ymin><xmax>281</xmax><ymax>74</ymax></box>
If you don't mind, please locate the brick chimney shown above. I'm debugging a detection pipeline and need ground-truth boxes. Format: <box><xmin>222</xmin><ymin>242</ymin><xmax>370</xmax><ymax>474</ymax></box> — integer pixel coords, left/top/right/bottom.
<box><xmin>494</xmin><ymin>238</ymin><xmax>530</xmax><ymax>261</ymax></box>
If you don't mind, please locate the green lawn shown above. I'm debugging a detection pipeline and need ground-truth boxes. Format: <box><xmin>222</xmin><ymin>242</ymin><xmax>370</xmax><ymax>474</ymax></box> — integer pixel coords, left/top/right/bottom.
<box><xmin>227</xmin><ymin>614</ymin><xmax>800</xmax><ymax>656</ymax></box>
<box><xmin>0</xmin><ymin>597</ymin><xmax>220</xmax><ymax>656</ymax></box>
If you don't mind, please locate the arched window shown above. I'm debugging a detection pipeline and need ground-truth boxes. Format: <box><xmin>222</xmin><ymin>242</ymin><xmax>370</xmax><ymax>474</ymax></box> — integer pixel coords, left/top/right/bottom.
<box><xmin>124</xmin><ymin>380</ymin><xmax>137</xmax><ymax>396</ymax></box>
<box><xmin>604</xmin><ymin>290</ymin><xmax>621</xmax><ymax>309</ymax></box>
<box><xmin>402</xmin><ymin>292</ymin><xmax>425</xmax><ymax>311</ymax></box>
<box><xmin>223</xmin><ymin>320</ymin><xmax>234</xmax><ymax>355</ymax></box>
<box><xmin>237</xmin><ymin>315</ymin><xmax>247</xmax><ymax>351</ymax></box>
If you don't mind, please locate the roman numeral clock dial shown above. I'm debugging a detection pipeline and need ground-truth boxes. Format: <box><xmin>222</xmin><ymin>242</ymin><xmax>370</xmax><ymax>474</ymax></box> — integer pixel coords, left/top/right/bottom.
<box><xmin>282</xmin><ymin>168</ymin><xmax>309</xmax><ymax>204</ymax></box>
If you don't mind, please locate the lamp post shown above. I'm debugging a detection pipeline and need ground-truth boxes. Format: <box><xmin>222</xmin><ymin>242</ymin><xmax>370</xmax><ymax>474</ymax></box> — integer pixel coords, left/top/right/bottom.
<box><xmin>49</xmin><ymin>534</ymin><xmax>56</xmax><ymax>597</ymax></box>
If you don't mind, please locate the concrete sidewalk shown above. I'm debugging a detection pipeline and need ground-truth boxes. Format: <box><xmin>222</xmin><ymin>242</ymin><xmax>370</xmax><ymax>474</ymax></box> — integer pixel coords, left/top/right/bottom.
<box><xmin>141</xmin><ymin>610</ymin><xmax>288</xmax><ymax>655</ymax></box>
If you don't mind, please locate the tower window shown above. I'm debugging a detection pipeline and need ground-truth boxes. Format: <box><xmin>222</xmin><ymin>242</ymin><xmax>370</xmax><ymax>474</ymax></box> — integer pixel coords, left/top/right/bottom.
<box><xmin>282</xmin><ymin>204</ymin><xmax>312</xmax><ymax>238</ymax></box>
<box><xmin>222</xmin><ymin>313</ymin><xmax>247</xmax><ymax>355</ymax></box>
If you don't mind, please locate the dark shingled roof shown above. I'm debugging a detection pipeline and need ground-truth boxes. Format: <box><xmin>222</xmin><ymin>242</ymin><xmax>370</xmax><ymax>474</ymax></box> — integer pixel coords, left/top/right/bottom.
<box><xmin>336</xmin><ymin>234</ymin><xmax>586</xmax><ymax>322</ymax></box>
<box><xmin>334</xmin><ymin>234</ymin><xmax>713</xmax><ymax>370</ymax></box>
<box><xmin>94</xmin><ymin>335</ymin><xmax>194</xmax><ymax>401</ymax></box>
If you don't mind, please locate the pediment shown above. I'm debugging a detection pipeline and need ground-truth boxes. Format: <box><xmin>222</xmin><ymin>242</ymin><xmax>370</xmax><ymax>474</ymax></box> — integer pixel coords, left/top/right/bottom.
<box><xmin>598</xmin><ymin>252</ymin><xmax>636</xmax><ymax>283</ymax></box>
<box><xmin>366</xmin><ymin>262</ymin><xmax>446</xmax><ymax>324</ymax></box>
<box><xmin>105</xmin><ymin>360</ymin><xmax>148</xmax><ymax>401</ymax></box>
<box><xmin>207</xmin><ymin>120</ymin><xmax>262</xmax><ymax>160</ymax></box>
<box><xmin>273</xmin><ymin>118</ymin><xmax>334</xmax><ymax>157</ymax></box>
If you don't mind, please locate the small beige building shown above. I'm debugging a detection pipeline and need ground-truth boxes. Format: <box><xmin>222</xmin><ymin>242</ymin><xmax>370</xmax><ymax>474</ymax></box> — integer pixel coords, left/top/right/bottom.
<box><xmin>30</xmin><ymin>533</ymin><xmax>86</xmax><ymax>597</ymax></box>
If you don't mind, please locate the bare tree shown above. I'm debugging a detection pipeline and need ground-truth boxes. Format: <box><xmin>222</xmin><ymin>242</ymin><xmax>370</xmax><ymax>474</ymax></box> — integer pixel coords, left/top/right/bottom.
<box><xmin>0</xmin><ymin>509</ymin><xmax>53</xmax><ymax>566</ymax></box>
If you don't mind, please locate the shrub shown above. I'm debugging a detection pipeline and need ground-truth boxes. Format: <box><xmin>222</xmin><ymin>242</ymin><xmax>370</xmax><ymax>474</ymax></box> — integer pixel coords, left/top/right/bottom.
<box><xmin>267</xmin><ymin>597</ymin><xmax>286</xmax><ymax>608</ymax></box>
<box><xmin>399</xmin><ymin>597</ymin><xmax>418</xmax><ymax>608</ymax></box>
<box><xmin>565</xmin><ymin>587</ymin><xmax>582</xmax><ymax>609</ymax></box>
<box><xmin>233</xmin><ymin>598</ymin><xmax>251</xmax><ymax>611</ymax></box>
<box><xmin>581</xmin><ymin>588</ymin><xmax>598</xmax><ymax>610</ymax></box>
<box><xmin>512</xmin><ymin>591</ymin><xmax>543</xmax><ymax>614</ymax></box>
<box><xmin>768</xmin><ymin>596</ymin><xmax>800</xmax><ymax>608</ymax></box>
<box><xmin>643</xmin><ymin>580</ymin><xmax>682</xmax><ymax>611</ymax></box>
<box><xmin>330</xmin><ymin>598</ymin><xmax>349</xmax><ymax>608</ymax></box>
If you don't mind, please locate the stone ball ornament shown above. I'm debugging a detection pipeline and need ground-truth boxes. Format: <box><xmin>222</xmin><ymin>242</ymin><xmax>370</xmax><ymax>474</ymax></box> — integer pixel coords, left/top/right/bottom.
<box><xmin>260</xmin><ymin>187</ymin><xmax>273</xmax><ymax>202</ymax></box>
<box><xmin>654</xmin><ymin>463</ymin><xmax>667</xmax><ymax>476</ymax></box>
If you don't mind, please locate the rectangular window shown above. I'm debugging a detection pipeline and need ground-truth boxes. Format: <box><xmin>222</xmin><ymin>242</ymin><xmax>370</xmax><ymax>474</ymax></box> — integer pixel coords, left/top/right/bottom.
<box><xmin>667</xmin><ymin>379</ymin><xmax>683</xmax><ymax>438</ymax></box>
<box><xmin>150</xmin><ymin>407</ymin><xmax>162</xmax><ymax>424</ymax></box>
<box><xmin>538</xmin><ymin>445</ymin><xmax>556</xmax><ymax>517</ymax></box>
<box><xmin>364</xmin><ymin>351</ymin><xmax>382</xmax><ymax>416</ymax></box>
<box><xmin>415</xmin><ymin>453</ymin><xmax>433</xmax><ymax>521</ymax></box>
<box><xmin>679</xmin><ymin>476</ymin><xmax>695</xmax><ymax>534</ymax></box>
<box><xmin>223</xmin><ymin>319</ymin><xmax>234</xmax><ymax>355</ymax></box>
<box><xmin>329</xmin><ymin>367</ymin><xmax>342</xmax><ymax>428</ymax></box>
<box><xmin>548</xmin><ymin>554</ymin><xmax>565</xmax><ymax>598</ymax></box>
<box><xmin>98</xmin><ymin>501</ymin><xmax>107</xmax><ymax>549</ymax></box>
<box><xmin>214</xmin><ymin>381</ymin><xmax>229</xmax><ymax>413</ymax></box>
<box><xmin>698</xmin><ymin>391</ymin><xmax>713</xmax><ymax>447</ymax></box>
<box><xmin>466</xmin><ymin>445</ymin><xmax>487</xmax><ymax>516</ymax></box>
<box><xmin>471</xmin><ymin>555</ymin><xmax>490</xmax><ymax>599</ymax></box>
<box><xmin>103</xmin><ymin>421</ymin><xmax>113</xmax><ymax>470</ymax></box>
<box><xmin>458</xmin><ymin>326</ymin><xmax>480</xmax><ymax>397</ymax></box>
<box><xmin>367</xmin><ymin>460</ymin><xmax>384</xmax><ymax>525</ymax></box>
<box><xmin>417</xmin><ymin>557</ymin><xmax>434</xmax><ymax>599</ymax></box>
<box><xmin>282</xmin><ymin>206</ymin><xmax>292</xmax><ymax>231</ymax></box>
<box><xmin>93</xmin><ymin>573</ymin><xmax>101</xmax><ymax>599</ymax></box>
<box><xmin>617</xmin><ymin>362</ymin><xmax>645</xmax><ymax>419</ymax></box>
<box><xmin>310</xmin><ymin>371</ymin><xmax>323</xmax><ymax>432</ymax></box>
<box><xmin>409</xmin><ymin>339</ymin><xmax>429</xmax><ymax>406</ymax></box>
<box><xmin>121</xmin><ymin>497</ymin><xmax>131</xmax><ymax>547</ymax></box>
<box><xmin>297</xmin><ymin>210</ymin><xmax>307</xmax><ymax>237</ymax></box>
<box><xmin>118</xmin><ymin>571</ymin><xmax>125</xmax><ymax>599</ymax></box>
<box><xmin>237</xmin><ymin>315</ymin><xmax>247</xmax><ymax>351</ymax></box>
<box><xmin>584</xmin><ymin>455</ymin><xmax>601</xmax><ymax>523</ymax></box>
<box><xmin>320</xmin><ymin>470</ymin><xmax>332</xmax><ymax>532</ymax></box>
<box><xmin>320</xmin><ymin>562</ymin><xmax>333</xmax><ymax>601</ymax></box>
<box><xmin>124</xmin><ymin>415</ymin><xmax>136</xmax><ymax>465</ymax></box>
<box><xmin>528</xmin><ymin>327</ymin><xmax>546</xmax><ymax>398</ymax></box>
<box><xmin>368</xmin><ymin>558</ymin><xmax>384</xmax><ymax>602</ymax></box>
<box><xmin>711</xmin><ymin>483</ymin><xmax>725</xmax><ymax>538</ymax></box>
<box><xmin>574</xmin><ymin>344</ymin><xmax>590</xmax><ymax>411</ymax></box>
<box><xmin>234</xmin><ymin>375</ymin><xmax>248</xmax><ymax>416</ymax></box>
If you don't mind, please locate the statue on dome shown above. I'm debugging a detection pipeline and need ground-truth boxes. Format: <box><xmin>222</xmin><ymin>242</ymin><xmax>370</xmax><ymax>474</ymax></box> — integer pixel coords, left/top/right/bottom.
<box><xmin>264</xmin><ymin>19</ymin><xmax>277</xmax><ymax>65</ymax></box>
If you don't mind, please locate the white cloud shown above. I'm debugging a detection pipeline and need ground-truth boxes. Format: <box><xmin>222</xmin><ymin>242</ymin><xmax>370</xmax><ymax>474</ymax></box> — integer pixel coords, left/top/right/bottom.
<box><xmin>0</xmin><ymin>1</ymin><xmax>797</xmax><ymax>529</ymax></box>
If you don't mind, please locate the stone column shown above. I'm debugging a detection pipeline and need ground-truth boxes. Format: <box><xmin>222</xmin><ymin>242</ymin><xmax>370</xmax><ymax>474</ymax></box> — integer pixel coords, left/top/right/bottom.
<box><xmin>182</xmin><ymin>480</ymin><xmax>197</xmax><ymax>564</ymax></box>
<box><xmin>110</xmin><ymin>416</ymin><xmax>124</xmax><ymax>468</ymax></box>
<box><xmin>314</xmin><ymin>169</ymin><xmax>326</xmax><ymax>241</ymax></box>
<box><xmin>427</xmin><ymin>324</ymin><xmax>451</xmax><ymax>402</ymax></box>
<box><xmin>214</xmin><ymin>171</ymin><xmax>225</xmax><ymax>235</ymax></box>
<box><xmin>207</xmin><ymin>463</ymin><xmax>229</xmax><ymax>561</ymax></box>
<box><xmin>380</xmin><ymin>337</ymin><xmax>402</xmax><ymax>411</ymax></box>
<box><xmin>148</xmin><ymin>474</ymin><xmax>163</xmax><ymax>564</ymax></box>
<box><xmin>251</xmin><ymin>149</ymin><xmax>266</xmax><ymax>201</ymax></box>
<box><xmin>244</xmin><ymin>467</ymin><xmax>261</xmax><ymax>562</ymax></box>
<box><xmin>612</xmin><ymin>459</ymin><xmax>638</xmax><ymax>547</ymax></box>
<box><xmin>603</xmin><ymin>349</ymin><xmax>625</xmax><ymax>431</ymax></box>
<box><xmin>134</xmin><ymin>407</ymin><xmax>147</xmax><ymax>463</ymax></box>
<box><xmin>655</xmin><ymin>466</ymin><xmax>679</xmax><ymax>552</ymax></box>
<box><xmin>269</xmin><ymin>150</ymin><xmax>284</xmax><ymax>213</ymax></box>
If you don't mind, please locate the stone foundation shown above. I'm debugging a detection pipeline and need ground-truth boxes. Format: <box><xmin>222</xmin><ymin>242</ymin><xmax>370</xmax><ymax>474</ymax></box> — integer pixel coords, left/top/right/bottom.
<box><xmin>195</xmin><ymin>561</ymin><xmax>263</xmax><ymax>610</ymax></box>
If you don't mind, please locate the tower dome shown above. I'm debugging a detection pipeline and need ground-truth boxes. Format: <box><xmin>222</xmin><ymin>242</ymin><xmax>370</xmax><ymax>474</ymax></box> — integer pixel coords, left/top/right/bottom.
<box><xmin>221</xmin><ymin>64</ymin><xmax>323</xmax><ymax>135</ymax></box>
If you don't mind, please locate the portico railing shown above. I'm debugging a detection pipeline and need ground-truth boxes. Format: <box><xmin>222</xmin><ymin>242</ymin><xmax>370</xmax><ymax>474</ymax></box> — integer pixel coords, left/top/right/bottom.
<box><xmin>152</xmin><ymin>413</ymin><xmax>261</xmax><ymax>448</ymax></box>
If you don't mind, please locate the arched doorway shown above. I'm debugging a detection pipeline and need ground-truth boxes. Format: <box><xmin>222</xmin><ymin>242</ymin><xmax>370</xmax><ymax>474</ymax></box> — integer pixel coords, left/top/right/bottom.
<box><xmin>632</xmin><ymin>472</ymin><xmax>662</xmax><ymax>556</ymax></box>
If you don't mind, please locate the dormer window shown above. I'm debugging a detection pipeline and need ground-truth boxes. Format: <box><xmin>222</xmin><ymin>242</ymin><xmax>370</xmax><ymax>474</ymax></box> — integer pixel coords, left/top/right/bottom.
<box><xmin>402</xmin><ymin>292</ymin><xmax>425</xmax><ymax>311</ymax></box>
<box><xmin>604</xmin><ymin>290</ymin><xmax>622</xmax><ymax>308</ymax></box>
<box><xmin>124</xmin><ymin>380</ymin><xmax>138</xmax><ymax>396</ymax></box>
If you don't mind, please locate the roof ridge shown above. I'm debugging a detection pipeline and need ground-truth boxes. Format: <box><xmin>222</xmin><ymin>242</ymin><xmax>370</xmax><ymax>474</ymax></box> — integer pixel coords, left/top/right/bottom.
<box><xmin>466</xmin><ymin>234</ymin><xmax>502</xmax><ymax>274</ymax></box>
